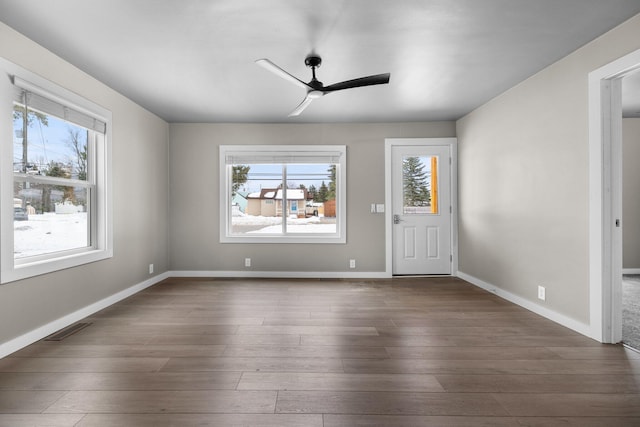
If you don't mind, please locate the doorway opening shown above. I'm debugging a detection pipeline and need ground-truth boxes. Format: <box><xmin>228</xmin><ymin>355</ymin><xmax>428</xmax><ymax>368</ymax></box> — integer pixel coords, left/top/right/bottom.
<box><xmin>589</xmin><ymin>48</ymin><xmax>640</xmax><ymax>344</ymax></box>
<box><xmin>621</xmin><ymin>68</ymin><xmax>640</xmax><ymax>350</ymax></box>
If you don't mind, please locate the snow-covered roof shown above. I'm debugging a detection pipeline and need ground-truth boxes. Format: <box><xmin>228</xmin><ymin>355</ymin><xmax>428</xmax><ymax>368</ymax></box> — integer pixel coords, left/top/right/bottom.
<box><xmin>275</xmin><ymin>189</ymin><xmax>305</xmax><ymax>200</ymax></box>
<box><xmin>247</xmin><ymin>188</ymin><xmax>307</xmax><ymax>200</ymax></box>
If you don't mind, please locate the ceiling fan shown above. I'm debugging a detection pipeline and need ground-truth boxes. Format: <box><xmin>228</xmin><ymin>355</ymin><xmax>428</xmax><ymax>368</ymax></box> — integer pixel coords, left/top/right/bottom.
<box><xmin>255</xmin><ymin>54</ymin><xmax>391</xmax><ymax>117</ymax></box>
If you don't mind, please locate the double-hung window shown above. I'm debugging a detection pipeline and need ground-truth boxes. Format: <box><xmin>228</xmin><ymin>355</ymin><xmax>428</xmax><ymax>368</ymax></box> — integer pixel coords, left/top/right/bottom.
<box><xmin>1</xmin><ymin>58</ymin><xmax>112</xmax><ymax>284</ymax></box>
<box><xmin>220</xmin><ymin>145</ymin><xmax>346</xmax><ymax>243</ymax></box>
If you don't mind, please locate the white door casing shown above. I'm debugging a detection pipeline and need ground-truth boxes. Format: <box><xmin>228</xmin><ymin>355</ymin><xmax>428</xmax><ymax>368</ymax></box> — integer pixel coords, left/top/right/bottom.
<box><xmin>588</xmin><ymin>48</ymin><xmax>640</xmax><ymax>343</ymax></box>
<box><xmin>385</xmin><ymin>138</ymin><xmax>457</xmax><ymax>276</ymax></box>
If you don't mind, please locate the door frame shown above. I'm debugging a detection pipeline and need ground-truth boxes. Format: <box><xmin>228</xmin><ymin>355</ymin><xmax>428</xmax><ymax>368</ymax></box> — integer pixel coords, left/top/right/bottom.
<box><xmin>588</xmin><ymin>48</ymin><xmax>640</xmax><ymax>343</ymax></box>
<box><xmin>385</xmin><ymin>138</ymin><xmax>458</xmax><ymax>277</ymax></box>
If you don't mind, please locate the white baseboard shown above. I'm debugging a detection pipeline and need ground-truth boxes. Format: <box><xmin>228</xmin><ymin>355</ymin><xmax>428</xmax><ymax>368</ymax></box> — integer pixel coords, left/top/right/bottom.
<box><xmin>456</xmin><ymin>271</ymin><xmax>594</xmax><ymax>339</ymax></box>
<box><xmin>0</xmin><ymin>271</ymin><xmax>171</xmax><ymax>359</ymax></box>
<box><xmin>623</xmin><ymin>268</ymin><xmax>640</xmax><ymax>275</ymax></box>
<box><xmin>168</xmin><ymin>270</ymin><xmax>391</xmax><ymax>279</ymax></box>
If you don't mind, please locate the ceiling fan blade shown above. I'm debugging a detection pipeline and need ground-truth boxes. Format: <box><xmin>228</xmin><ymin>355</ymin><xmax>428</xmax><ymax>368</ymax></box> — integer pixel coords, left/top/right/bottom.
<box><xmin>255</xmin><ymin>59</ymin><xmax>312</xmax><ymax>90</ymax></box>
<box><xmin>323</xmin><ymin>73</ymin><xmax>391</xmax><ymax>92</ymax></box>
<box><xmin>288</xmin><ymin>95</ymin><xmax>315</xmax><ymax>117</ymax></box>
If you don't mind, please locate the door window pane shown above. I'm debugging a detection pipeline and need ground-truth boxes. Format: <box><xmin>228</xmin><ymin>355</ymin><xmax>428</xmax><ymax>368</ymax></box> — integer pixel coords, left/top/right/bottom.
<box><xmin>402</xmin><ymin>155</ymin><xmax>438</xmax><ymax>215</ymax></box>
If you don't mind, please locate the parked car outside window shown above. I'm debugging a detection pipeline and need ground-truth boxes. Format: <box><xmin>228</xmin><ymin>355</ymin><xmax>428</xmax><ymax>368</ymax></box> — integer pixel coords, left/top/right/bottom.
<box><xmin>14</xmin><ymin>207</ymin><xmax>28</xmax><ymax>221</ymax></box>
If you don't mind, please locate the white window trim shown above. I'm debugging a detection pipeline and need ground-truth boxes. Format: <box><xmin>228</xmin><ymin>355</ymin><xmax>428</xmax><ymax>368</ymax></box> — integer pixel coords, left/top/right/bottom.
<box><xmin>0</xmin><ymin>57</ymin><xmax>113</xmax><ymax>284</ymax></box>
<box><xmin>219</xmin><ymin>145</ymin><xmax>346</xmax><ymax>244</ymax></box>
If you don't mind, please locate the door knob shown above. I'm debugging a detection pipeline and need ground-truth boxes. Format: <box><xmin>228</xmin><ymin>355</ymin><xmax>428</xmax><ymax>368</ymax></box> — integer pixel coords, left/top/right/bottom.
<box><xmin>393</xmin><ymin>214</ymin><xmax>402</xmax><ymax>224</ymax></box>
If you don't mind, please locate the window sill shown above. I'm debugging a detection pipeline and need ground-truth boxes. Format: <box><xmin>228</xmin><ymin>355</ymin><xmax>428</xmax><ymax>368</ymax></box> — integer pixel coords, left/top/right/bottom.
<box><xmin>220</xmin><ymin>235</ymin><xmax>345</xmax><ymax>244</ymax></box>
<box><xmin>1</xmin><ymin>247</ymin><xmax>113</xmax><ymax>284</ymax></box>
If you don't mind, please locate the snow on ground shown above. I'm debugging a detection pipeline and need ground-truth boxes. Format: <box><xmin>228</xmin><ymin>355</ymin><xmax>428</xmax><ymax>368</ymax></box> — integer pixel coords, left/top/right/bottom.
<box><xmin>13</xmin><ymin>213</ymin><xmax>335</xmax><ymax>259</ymax></box>
<box><xmin>232</xmin><ymin>214</ymin><xmax>336</xmax><ymax>233</ymax></box>
<box><xmin>249</xmin><ymin>223</ymin><xmax>336</xmax><ymax>233</ymax></box>
<box><xmin>14</xmin><ymin>213</ymin><xmax>88</xmax><ymax>258</ymax></box>
<box><xmin>232</xmin><ymin>215</ymin><xmax>283</xmax><ymax>226</ymax></box>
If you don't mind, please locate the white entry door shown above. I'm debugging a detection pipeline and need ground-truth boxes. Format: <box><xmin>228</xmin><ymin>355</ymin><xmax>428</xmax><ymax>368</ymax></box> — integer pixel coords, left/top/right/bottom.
<box><xmin>391</xmin><ymin>144</ymin><xmax>451</xmax><ymax>275</ymax></box>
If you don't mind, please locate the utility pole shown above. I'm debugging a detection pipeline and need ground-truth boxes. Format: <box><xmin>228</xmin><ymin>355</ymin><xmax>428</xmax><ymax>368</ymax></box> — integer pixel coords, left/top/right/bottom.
<box><xmin>21</xmin><ymin>94</ymin><xmax>28</xmax><ymax>173</ymax></box>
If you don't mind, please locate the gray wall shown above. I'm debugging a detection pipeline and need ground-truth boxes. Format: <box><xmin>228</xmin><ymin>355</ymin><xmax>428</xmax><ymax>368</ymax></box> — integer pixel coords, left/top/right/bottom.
<box><xmin>456</xmin><ymin>14</ymin><xmax>640</xmax><ymax>324</ymax></box>
<box><xmin>624</xmin><ymin>118</ymin><xmax>640</xmax><ymax>269</ymax></box>
<box><xmin>0</xmin><ymin>23</ymin><xmax>170</xmax><ymax>345</ymax></box>
<box><xmin>168</xmin><ymin>122</ymin><xmax>455</xmax><ymax>273</ymax></box>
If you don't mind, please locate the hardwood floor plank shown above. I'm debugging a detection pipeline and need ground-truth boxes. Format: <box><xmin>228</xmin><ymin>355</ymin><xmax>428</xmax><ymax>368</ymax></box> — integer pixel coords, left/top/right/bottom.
<box><xmin>191</xmin><ymin>309</ymin><xmax>311</xmax><ymax>319</ymax></box>
<box><xmin>310</xmin><ymin>310</ymin><xmax>543</xmax><ymax>320</ymax></box>
<box><xmin>342</xmin><ymin>358</ymin><xmax>640</xmax><ymax>375</ymax></box>
<box><xmin>236</xmin><ymin>325</ymin><xmax>379</xmax><ymax>336</ymax></box>
<box><xmin>138</xmin><ymin>317</ymin><xmax>265</xmax><ymax>325</ymax></box>
<box><xmin>0</xmin><ymin>372</ymin><xmax>55</xmax><ymax>390</ymax></box>
<box><xmin>0</xmin><ymin>390</ymin><xmax>67</xmax><ymax>413</ymax></box>
<box><xmin>492</xmin><ymin>393</ymin><xmax>640</xmax><ymax>417</ymax></box>
<box><xmin>324</xmin><ymin>414</ymin><xmax>520</xmax><ymax>427</ymax></box>
<box><xmin>514</xmin><ymin>417</ymin><xmax>640</xmax><ymax>427</ymax></box>
<box><xmin>161</xmin><ymin>357</ymin><xmax>344</xmax><ymax>373</ymax></box>
<box><xmin>302</xmin><ymin>334</ymin><xmax>605</xmax><ymax>347</ymax></box>
<box><xmin>222</xmin><ymin>345</ymin><xmax>388</xmax><ymax>359</ymax></box>
<box><xmin>75</xmin><ymin>413</ymin><xmax>323</xmax><ymax>427</ymax></box>
<box><xmin>9</xmin><ymin>344</ymin><xmax>226</xmax><ymax>358</ymax></box>
<box><xmin>386</xmin><ymin>346</ymin><xmax>560</xmax><ymax>360</ymax></box>
<box><xmin>148</xmin><ymin>333</ymin><xmax>301</xmax><ymax>346</ymax></box>
<box><xmin>78</xmin><ymin>324</ymin><xmax>239</xmax><ymax>335</ymax></box>
<box><xmin>347</xmin><ymin>304</ymin><xmax>525</xmax><ymax>312</ymax></box>
<box><xmin>262</xmin><ymin>317</ymin><xmax>395</xmax><ymax>327</ymax></box>
<box><xmin>546</xmin><ymin>346</ymin><xmax>640</xmax><ymax>359</ymax></box>
<box><xmin>237</xmin><ymin>372</ymin><xmax>444</xmax><ymax>392</ymax></box>
<box><xmin>0</xmin><ymin>372</ymin><xmax>240</xmax><ymax>391</ymax></box>
<box><xmin>44</xmin><ymin>390</ymin><xmax>277</xmax><ymax>414</ymax></box>
<box><xmin>436</xmin><ymin>374</ymin><xmax>640</xmax><ymax>393</ymax></box>
<box><xmin>0</xmin><ymin>414</ymin><xmax>85</xmax><ymax>426</ymax></box>
<box><xmin>0</xmin><ymin>357</ymin><xmax>169</xmax><ymax>373</ymax></box>
<box><xmin>375</xmin><ymin>326</ymin><xmax>579</xmax><ymax>337</ymax></box>
<box><xmin>390</xmin><ymin>318</ymin><xmax>545</xmax><ymax>327</ymax></box>
<box><xmin>275</xmin><ymin>391</ymin><xmax>509</xmax><ymax>415</ymax></box>
<box><xmin>47</xmin><ymin>334</ymin><xmax>156</xmax><ymax>345</ymax></box>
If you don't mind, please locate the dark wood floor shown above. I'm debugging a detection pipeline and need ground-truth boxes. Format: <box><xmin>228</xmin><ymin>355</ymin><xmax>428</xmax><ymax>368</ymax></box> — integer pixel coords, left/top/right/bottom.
<box><xmin>1</xmin><ymin>277</ymin><xmax>639</xmax><ymax>426</ymax></box>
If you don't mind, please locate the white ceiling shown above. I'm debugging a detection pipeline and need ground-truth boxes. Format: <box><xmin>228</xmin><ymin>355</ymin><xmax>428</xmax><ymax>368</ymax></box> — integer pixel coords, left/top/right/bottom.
<box><xmin>1</xmin><ymin>0</ymin><xmax>640</xmax><ymax>123</ymax></box>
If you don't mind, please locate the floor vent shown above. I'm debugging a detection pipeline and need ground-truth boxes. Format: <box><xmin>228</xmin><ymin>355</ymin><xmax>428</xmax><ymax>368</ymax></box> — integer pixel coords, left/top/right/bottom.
<box><xmin>44</xmin><ymin>322</ymin><xmax>92</xmax><ymax>341</ymax></box>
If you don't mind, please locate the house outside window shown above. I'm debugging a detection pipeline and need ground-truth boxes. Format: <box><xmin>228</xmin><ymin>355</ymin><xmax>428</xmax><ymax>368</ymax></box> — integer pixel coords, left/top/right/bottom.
<box><xmin>220</xmin><ymin>145</ymin><xmax>346</xmax><ymax>243</ymax></box>
<box><xmin>0</xmin><ymin>58</ymin><xmax>112</xmax><ymax>284</ymax></box>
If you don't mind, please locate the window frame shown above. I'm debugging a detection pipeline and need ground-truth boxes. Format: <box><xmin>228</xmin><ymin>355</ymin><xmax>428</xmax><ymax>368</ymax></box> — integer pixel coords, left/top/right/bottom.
<box><xmin>0</xmin><ymin>57</ymin><xmax>112</xmax><ymax>284</ymax></box>
<box><xmin>219</xmin><ymin>145</ymin><xmax>346</xmax><ymax>244</ymax></box>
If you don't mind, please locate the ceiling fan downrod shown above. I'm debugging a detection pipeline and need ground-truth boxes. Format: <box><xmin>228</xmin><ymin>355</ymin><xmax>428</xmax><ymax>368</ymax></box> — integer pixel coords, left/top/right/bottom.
<box><xmin>304</xmin><ymin>55</ymin><xmax>322</xmax><ymax>88</ymax></box>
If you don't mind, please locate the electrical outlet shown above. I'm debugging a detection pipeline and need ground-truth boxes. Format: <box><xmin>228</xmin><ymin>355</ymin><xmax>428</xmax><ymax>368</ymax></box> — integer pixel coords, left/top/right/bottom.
<box><xmin>538</xmin><ymin>285</ymin><xmax>546</xmax><ymax>301</ymax></box>
<box><xmin>349</xmin><ymin>259</ymin><xmax>356</xmax><ymax>269</ymax></box>
<box><xmin>148</xmin><ymin>264</ymin><xmax>154</xmax><ymax>274</ymax></box>
<box><xmin>245</xmin><ymin>258</ymin><xmax>251</xmax><ymax>267</ymax></box>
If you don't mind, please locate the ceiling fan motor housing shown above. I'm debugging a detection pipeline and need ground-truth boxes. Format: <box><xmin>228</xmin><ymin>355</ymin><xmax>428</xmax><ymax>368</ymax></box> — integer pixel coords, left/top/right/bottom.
<box><xmin>305</xmin><ymin>55</ymin><xmax>322</xmax><ymax>68</ymax></box>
